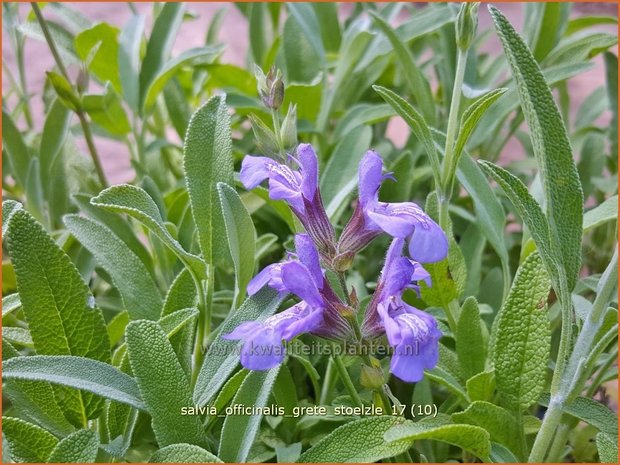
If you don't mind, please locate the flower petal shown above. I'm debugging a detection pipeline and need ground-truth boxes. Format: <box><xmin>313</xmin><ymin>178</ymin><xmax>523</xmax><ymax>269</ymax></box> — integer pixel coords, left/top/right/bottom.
<box><xmin>222</xmin><ymin>321</ymin><xmax>263</xmax><ymax>340</ymax></box>
<box><xmin>408</xmin><ymin>220</ymin><xmax>448</xmax><ymax>263</ymax></box>
<box><xmin>367</xmin><ymin>208</ymin><xmax>416</xmax><ymax>238</ymax></box>
<box><xmin>239</xmin><ymin>328</ymin><xmax>285</xmax><ymax>370</ymax></box>
<box><xmin>239</xmin><ymin>156</ymin><xmax>273</xmax><ymax>189</ymax></box>
<box><xmin>280</xmin><ymin>261</ymin><xmax>324</xmax><ymax>308</ymax></box>
<box><xmin>294</xmin><ymin>233</ymin><xmax>323</xmax><ymax>287</ymax></box>
<box><xmin>297</xmin><ymin>143</ymin><xmax>319</xmax><ymax>200</ymax></box>
<box><xmin>358</xmin><ymin>150</ymin><xmax>384</xmax><ymax>207</ymax></box>
<box><xmin>247</xmin><ymin>263</ymin><xmax>285</xmax><ymax>295</ymax></box>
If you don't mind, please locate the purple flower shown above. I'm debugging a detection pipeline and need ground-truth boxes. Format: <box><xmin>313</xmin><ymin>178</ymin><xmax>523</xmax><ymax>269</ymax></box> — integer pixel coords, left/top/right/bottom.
<box><xmin>362</xmin><ymin>239</ymin><xmax>441</xmax><ymax>383</ymax></box>
<box><xmin>240</xmin><ymin>144</ymin><xmax>336</xmax><ymax>259</ymax></box>
<box><xmin>225</xmin><ymin>234</ymin><xmax>353</xmax><ymax>370</ymax></box>
<box><xmin>338</xmin><ymin>150</ymin><xmax>448</xmax><ymax>266</ymax></box>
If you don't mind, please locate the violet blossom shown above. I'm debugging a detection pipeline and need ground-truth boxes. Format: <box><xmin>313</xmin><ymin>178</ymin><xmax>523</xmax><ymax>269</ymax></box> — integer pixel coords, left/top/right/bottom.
<box><xmin>362</xmin><ymin>238</ymin><xmax>441</xmax><ymax>383</ymax></box>
<box><xmin>240</xmin><ymin>144</ymin><xmax>336</xmax><ymax>259</ymax></box>
<box><xmin>224</xmin><ymin>234</ymin><xmax>352</xmax><ymax>370</ymax></box>
<box><xmin>337</xmin><ymin>150</ymin><xmax>448</xmax><ymax>267</ymax></box>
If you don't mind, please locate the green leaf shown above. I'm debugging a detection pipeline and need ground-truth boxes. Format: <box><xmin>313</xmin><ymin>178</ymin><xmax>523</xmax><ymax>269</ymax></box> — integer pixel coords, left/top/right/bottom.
<box><xmin>456</xmin><ymin>153</ymin><xmax>509</xmax><ymax>273</ymax></box>
<box><xmin>217</xmin><ymin>183</ymin><xmax>256</xmax><ymax>308</ymax></box>
<box><xmin>3</xmin><ymin>327</ymin><xmax>33</xmax><ymax>348</ymax></box>
<box><xmin>466</xmin><ymin>369</ymin><xmax>496</xmax><ymax>403</ymax></box>
<box><xmin>193</xmin><ymin>287</ymin><xmax>283</xmax><ymax>407</ymax></box>
<box><xmin>333</xmin><ymin>103</ymin><xmax>394</xmax><ymax>141</ymax></box>
<box><xmin>604</xmin><ymin>52</ymin><xmax>618</xmax><ymax>160</ymax></box>
<box><xmin>150</xmin><ymin>444</ymin><xmax>223</xmax><ymax>463</ymax></box>
<box><xmin>287</xmin><ymin>3</ymin><xmax>326</xmax><ymax>66</ymax></box>
<box><xmin>384</xmin><ymin>419</ymin><xmax>491</xmax><ymax>461</ymax></box>
<box><xmin>82</xmin><ymin>85</ymin><xmax>131</xmax><ymax>136</ymax></box>
<box><xmin>282</xmin><ymin>14</ymin><xmax>322</xmax><ymax>84</ymax></box>
<box><xmin>118</xmin><ymin>14</ymin><xmax>145</xmax><ymax>112</ymax></box>
<box><xmin>490</xmin><ymin>442</ymin><xmax>520</xmax><ymax>463</ymax></box>
<box><xmin>452</xmin><ymin>401</ymin><xmax>525</xmax><ymax>460</ymax></box>
<box><xmin>322</xmin><ymin>125</ymin><xmax>373</xmax><ymax>220</ymax></box>
<box><xmin>5</xmin><ymin>208</ymin><xmax>111</xmax><ymax>426</ymax></box>
<box><xmin>492</xmin><ymin>252</ymin><xmax>551</xmax><ymax>410</ymax></box>
<box><xmin>2</xmin><ymin>355</ymin><xmax>145</xmax><ymax>410</ymax></box>
<box><xmin>298</xmin><ymin>416</ymin><xmax>410</xmax><ymax>463</ymax></box>
<box><xmin>91</xmin><ymin>184</ymin><xmax>206</xmax><ymax>281</ymax></box>
<box><xmin>143</xmin><ymin>45</ymin><xmax>223</xmax><ymax>112</ymax></box>
<box><xmin>64</xmin><ymin>214</ymin><xmax>162</xmax><ymax>321</ymax></box>
<box><xmin>183</xmin><ymin>94</ymin><xmax>234</xmax><ymax>266</ymax></box>
<box><xmin>456</xmin><ymin>297</ymin><xmax>486</xmax><ymax>379</ymax></box>
<box><xmin>523</xmin><ymin>3</ymin><xmax>570</xmax><ymax>61</ymax></box>
<box><xmin>539</xmin><ymin>395</ymin><xmax>618</xmax><ymax>436</ymax></box>
<box><xmin>545</xmin><ymin>32</ymin><xmax>618</xmax><ymax>66</ymax></box>
<box><xmin>126</xmin><ymin>320</ymin><xmax>206</xmax><ymax>448</ymax></box>
<box><xmin>2</xmin><ymin>109</ymin><xmax>31</xmax><ymax>187</ymax></box>
<box><xmin>2</xmin><ymin>293</ymin><xmax>21</xmax><ymax>318</ymax></box>
<box><xmin>75</xmin><ymin>23</ymin><xmax>121</xmax><ymax>91</ymax></box>
<box><xmin>313</xmin><ymin>3</ymin><xmax>341</xmax><ymax>53</ymax></box>
<box><xmin>40</xmin><ymin>100</ymin><xmax>72</xmax><ymax>227</ymax></box>
<box><xmin>46</xmin><ymin>71</ymin><xmax>81</xmax><ymax>111</ymax></box>
<box><xmin>218</xmin><ymin>367</ymin><xmax>281</xmax><ymax>462</ymax></box>
<box><xmin>139</xmin><ymin>3</ymin><xmax>185</xmax><ymax>110</ymax></box>
<box><xmin>247</xmin><ymin>3</ymin><xmax>268</xmax><ymax>66</ymax></box>
<box><xmin>596</xmin><ymin>432</ymin><xmax>618</xmax><ymax>463</ymax></box>
<box><xmin>47</xmin><ymin>429</ymin><xmax>99</xmax><ymax>463</ymax></box>
<box><xmin>479</xmin><ymin>161</ymin><xmax>560</xmax><ymax>295</ymax></box>
<box><xmin>2</xmin><ymin>200</ymin><xmax>23</xmax><ymax>237</ymax></box>
<box><xmin>374</xmin><ymin>85</ymin><xmax>441</xmax><ymax>188</ymax></box>
<box><xmin>454</xmin><ymin>89</ymin><xmax>507</xmax><ymax>161</ymax></box>
<box><xmin>370</xmin><ymin>11</ymin><xmax>434</xmax><ymax>124</ymax></box>
<box><xmin>490</xmin><ymin>5</ymin><xmax>584</xmax><ymax>293</ymax></box>
<box><xmin>426</xmin><ymin>366</ymin><xmax>468</xmax><ymax>401</ymax></box>
<box><xmin>25</xmin><ymin>157</ymin><xmax>45</xmax><ymax>223</ymax></box>
<box><xmin>584</xmin><ymin>195</ymin><xmax>617</xmax><ymax>232</ymax></box>
<box><xmin>2</xmin><ymin>416</ymin><xmax>58</xmax><ymax>463</ymax></box>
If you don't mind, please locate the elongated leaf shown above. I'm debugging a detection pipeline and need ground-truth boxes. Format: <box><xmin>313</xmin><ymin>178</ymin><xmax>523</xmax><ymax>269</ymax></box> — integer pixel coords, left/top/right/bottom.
<box><xmin>2</xmin><ymin>200</ymin><xmax>23</xmax><ymax>237</ymax></box>
<box><xmin>333</xmin><ymin>103</ymin><xmax>394</xmax><ymax>141</ymax></box>
<box><xmin>492</xmin><ymin>252</ymin><xmax>551</xmax><ymax>410</ymax></box>
<box><xmin>150</xmin><ymin>444</ymin><xmax>222</xmax><ymax>463</ymax></box>
<box><xmin>597</xmin><ymin>432</ymin><xmax>618</xmax><ymax>463</ymax></box>
<box><xmin>457</xmin><ymin>153</ymin><xmax>508</xmax><ymax>270</ymax></box>
<box><xmin>5</xmin><ymin>208</ymin><xmax>111</xmax><ymax>426</ymax></box>
<box><xmin>456</xmin><ymin>297</ymin><xmax>486</xmax><ymax>379</ymax></box>
<box><xmin>287</xmin><ymin>3</ymin><xmax>326</xmax><ymax>66</ymax></box>
<box><xmin>453</xmin><ymin>401</ymin><xmax>525</xmax><ymax>460</ymax></box>
<box><xmin>75</xmin><ymin>22</ymin><xmax>121</xmax><ymax>91</ymax></box>
<box><xmin>2</xmin><ymin>109</ymin><xmax>31</xmax><ymax>187</ymax></box>
<box><xmin>282</xmin><ymin>15</ymin><xmax>321</xmax><ymax>83</ymax></box>
<box><xmin>126</xmin><ymin>320</ymin><xmax>206</xmax><ymax>447</ymax></box>
<box><xmin>143</xmin><ymin>45</ymin><xmax>223</xmax><ymax>112</ymax></box>
<box><xmin>454</xmin><ymin>89</ymin><xmax>507</xmax><ymax>160</ymax></box>
<box><xmin>217</xmin><ymin>183</ymin><xmax>256</xmax><ymax>308</ymax></box>
<box><xmin>466</xmin><ymin>369</ymin><xmax>496</xmax><ymax>403</ymax></box>
<box><xmin>183</xmin><ymin>95</ymin><xmax>234</xmax><ymax>266</ymax></box>
<box><xmin>384</xmin><ymin>419</ymin><xmax>491</xmax><ymax>461</ymax></box>
<box><xmin>139</xmin><ymin>3</ymin><xmax>185</xmax><ymax>109</ymax></box>
<box><xmin>119</xmin><ymin>14</ymin><xmax>144</xmax><ymax>112</ymax></box>
<box><xmin>2</xmin><ymin>355</ymin><xmax>145</xmax><ymax>410</ymax></box>
<box><xmin>2</xmin><ymin>292</ymin><xmax>21</xmax><ymax>318</ymax></box>
<box><xmin>218</xmin><ymin>367</ymin><xmax>281</xmax><ymax>462</ymax></box>
<box><xmin>370</xmin><ymin>11</ymin><xmax>434</xmax><ymax>123</ymax></box>
<box><xmin>298</xmin><ymin>416</ymin><xmax>410</xmax><ymax>463</ymax></box>
<box><xmin>374</xmin><ymin>85</ymin><xmax>441</xmax><ymax>186</ymax></box>
<box><xmin>539</xmin><ymin>395</ymin><xmax>617</xmax><ymax>436</ymax></box>
<box><xmin>2</xmin><ymin>416</ymin><xmax>58</xmax><ymax>463</ymax></box>
<box><xmin>91</xmin><ymin>184</ymin><xmax>206</xmax><ymax>280</ymax></box>
<box><xmin>64</xmin><ymin>214</ymin><xmax>162</xmax><ymax>321</ymax></box>
<box><xmin>47</xmin><ymin>429</ymin><xmax>99</xmax><ymax>463</ymax></box>
<box><xmin>322</xmin><ymin>125</ymin><xmax>372</xmax><ymax>220</ymax></box>
<box><xmin>3</xmin><ymin>327</ymin><xmax>33</xmax><ymax>347</ymax></box>
<box><xmin>604</xmin><ymin>52</ymin><xmax>618</xmax><ymax>160</ymax></box>
<box><xmin>479</xmin><ymin>161</ymin><xmax>560</xmax><ymax>292</ymax></box>
<box><xmin>193</xmin><ymin>287</ymin><xmax>282</xmax><ymax>407</ymax></box>
<box><xmin>490</xmin><ymin>5</ymin><xmax>584</xmax><ymax>293</ymax></box>
<box><xmin>583</xmin><ymin>195</ymin><xmax>617</xmax><ymax>232</ymax></box>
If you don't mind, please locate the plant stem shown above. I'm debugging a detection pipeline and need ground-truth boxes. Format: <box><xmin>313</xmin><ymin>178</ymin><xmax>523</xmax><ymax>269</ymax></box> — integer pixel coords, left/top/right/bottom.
<box><xmin>441</xmin><ymin>47</ymin><xmax>468</xmax><ymax>198</ymax></box>
<box><xmin>31</xmin><ymin>2</ymin><xmax>108</xmax><ymax>188</ymax></box>
<box><xmin>320</xmin><ymin>357</ymin><xmax>336</xmax><ymax>405</ymax></box>
<box><xmin>271</xmin><ymin>108</ymin><xmax>285</xmax><ymax>160</ymax></box>
<box><xmin>191</xmin><ymin>264</ymin><xmax>214</xmax><ymax>387</ymax></box>
<box><xmin>528</xmin><ymin>399</ymin><xmax>563</xmax><ymax>462</ymax></box>
<box><xmin>333</xmin><ymin>355</ymin><xmax>363</xmax><ymax>408</ymax></box>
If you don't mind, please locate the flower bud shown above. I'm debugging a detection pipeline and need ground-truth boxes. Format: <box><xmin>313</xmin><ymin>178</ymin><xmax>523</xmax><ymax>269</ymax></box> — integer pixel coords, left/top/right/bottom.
<box><xmin>456</xmin><ymin>2</ymin><xmax>479</xmax><ymax>51</ymax></box>
<box><xmin>360</xmin><ymin>359</ymin><xmax>385</xmax><ymax>390</ymax></box>
<box><xmin>249</xmin><ymin>114</ymin><xmax>280</xmax><ymax>159</ymax></box>
<box><xmin>255</xmin><ymin>65</ymin><xmax>284</xmax><ymax>110</ymax></box>
<box><xmin>280</xmin><ymin>104</ymin><xmax>298</xmax><ymax>151</ymax></box>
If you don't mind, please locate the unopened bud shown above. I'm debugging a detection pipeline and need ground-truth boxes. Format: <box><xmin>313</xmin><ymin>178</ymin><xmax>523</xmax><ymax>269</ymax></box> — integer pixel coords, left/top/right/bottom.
<box><xmin>456</xmin><ymin>2</ymin><xmax>479</xmax><ymax>51</ymax></box>
<box><xmin>280</xmin><ymin>104</ymin><xmax>298</xmax><ymax>151</ymax></box>
<box><xmin>332</xmin><ymin>251</ymin><xmax>354</xmax><ymax>272</ymax></box>
<box><xmin>249</xmin><ymin>114</ymin><xmax>280</xmax><ymax>159</ymax></box>
<box><xmin>255</xmin><ymin>65</ymin><xmax>284</xmax><ymax>110</ymax></box>
<box><xmin>360</xmin><ymin>360</ymin><xmax>385</xmax><ymax>390</ymax></box>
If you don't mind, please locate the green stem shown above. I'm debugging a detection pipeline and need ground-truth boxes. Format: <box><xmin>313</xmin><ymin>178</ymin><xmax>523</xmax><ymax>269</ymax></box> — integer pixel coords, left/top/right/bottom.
<box><xmin>528</xmin><ymin>399</ymin><xmax>563</xmax><ymax>462</ymax></box>
<box><xmin>545</xmin><ymin>420</ymin><xmax>573</xmax><ymax>463</ymax></box>
<box><xmin>271</xmin><ymin>108</ymin><xmax>285</xmax><ymax>160</ymax></box>
<box><xmin>191</xmin><ymin>264</ymin><xmax>214</xmax><ymax>387</ymax></box>
<box><xmin>320</xmin><ymin>358</ymin><xmax>336</xmax><ymax>405</ymax></box>
<box><xmin>32</xmin><ymin>2</ymin><xmax>108</xmax><ymax>188</ymax></box>
<box><xmin>333</xmin><ymin>355</ymin><xmax>363</xmax><ymax>408</ymax></box>
<box><xmin>441</xmin><ymin>48</ymin><xmax>468</xmax><ymax>197</ymax></box>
